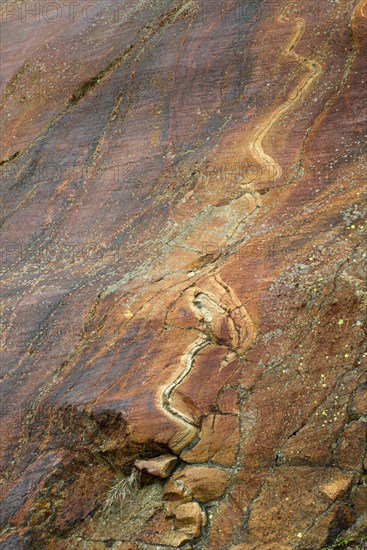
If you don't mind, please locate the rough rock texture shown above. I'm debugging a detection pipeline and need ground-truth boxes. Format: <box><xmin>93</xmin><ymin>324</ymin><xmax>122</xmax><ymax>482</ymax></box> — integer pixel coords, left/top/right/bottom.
<box><xmin>0</xmin><ymin>0</ymin><xmax>366</xmax><ymax>549</ymax></box>
<box><xmin>135</xmin><ymin>454</ymin><xmax>178</xmax><ymax>478</ymax></box>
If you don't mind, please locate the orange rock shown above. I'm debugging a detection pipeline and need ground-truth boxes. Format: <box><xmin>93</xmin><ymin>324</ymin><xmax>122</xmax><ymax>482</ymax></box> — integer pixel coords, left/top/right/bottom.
<box><xmin>181</xmin><ymin>414</ymin><xmax>238</xmax><ymax>466</ymax></box>
<box><xmin>1</xmin><ymin>0</ymin><xmax>366</xmax><ymax>547</ymax></box>
<box><xmin>173</xmin><ymin>501</ymin><xmax>206</xmax><ymax>538</ymax></box>
<box><xmin>163</xmin><ymin>478</ymin><xmax>192</xmax><ymax>503</ymax></box>
<box><xmin>134</xmin><ymin>454</ymin><xmax>178</xmax><ymax>479</ymax></box>
<box><xmin>173</xmin><ymin>465</ymin><xmax>230</xmax><ymax>502</ymax></box>
<box><xmin>320</xmin><ymin>475</ymin><xmax>353</xmax><ymax>501</ymax></box>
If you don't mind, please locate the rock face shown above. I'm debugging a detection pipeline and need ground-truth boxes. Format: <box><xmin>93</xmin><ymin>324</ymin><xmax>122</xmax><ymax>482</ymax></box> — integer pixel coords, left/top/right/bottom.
<box><xmin>0</xmin><ymin>0</ymin><xmax>366</xmax><ymax>549</ymax></box>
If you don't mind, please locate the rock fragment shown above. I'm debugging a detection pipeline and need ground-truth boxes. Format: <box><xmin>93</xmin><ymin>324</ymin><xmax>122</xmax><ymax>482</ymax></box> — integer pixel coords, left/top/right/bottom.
<box><xmin>320</xmin><ymin>475</ymin><xmax>353</xmax><ymax>501</ymax></box>
<box><xmin>134</xmin><ymin>454</ymin><xmax>178</xmax><ymax>479</ymax></box>
<box><xmin>173</xmin><ymin>501</ymin><xmax>206</xmax><ymax>538</ymax></box>
<box><xmin>172</xmin><ymin>465</ymin><xmax>230</xmax><ymax>502</ymax></box>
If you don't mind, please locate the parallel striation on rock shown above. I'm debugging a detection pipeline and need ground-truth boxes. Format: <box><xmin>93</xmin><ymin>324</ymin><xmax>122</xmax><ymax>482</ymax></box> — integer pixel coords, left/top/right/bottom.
<box><xmin>0</xmin><ymin>0</ymin><xmax>366</xmax><ymax>548</ymax></box>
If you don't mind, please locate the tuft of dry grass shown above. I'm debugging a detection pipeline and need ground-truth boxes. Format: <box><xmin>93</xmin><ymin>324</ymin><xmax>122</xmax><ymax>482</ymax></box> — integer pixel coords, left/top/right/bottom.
<box><xmin>103</xmin><ymin>468</ymin><xmax>139</xmax><ymax>511</ymax></box>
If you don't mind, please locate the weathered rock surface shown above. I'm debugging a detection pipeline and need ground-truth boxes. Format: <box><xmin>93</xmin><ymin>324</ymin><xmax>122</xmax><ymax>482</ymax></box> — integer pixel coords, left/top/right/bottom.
<box><xmin>173</xmin><ymin>501</ymin><xmax>206</xmax><ymax>538</ymax></box>
<box><xmin>172</xmin><ymin>465</ymin><xmax>231</xmax><ymax>502</ymax></box>
<box><xmin>134</xmin><ymin>454</ymin><xmax>178</xmax><ymax>479</ymax></box>
<box><xmin>0</xmin><ymin>0</ymin><xmax>366</xmax><ymax>548</ymax></box>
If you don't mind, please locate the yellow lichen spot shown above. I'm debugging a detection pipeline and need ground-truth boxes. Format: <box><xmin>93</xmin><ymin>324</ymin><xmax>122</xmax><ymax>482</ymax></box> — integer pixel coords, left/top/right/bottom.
<box><xmin>297</xmin><ymin>533</ymin><xmax>303</xmax><ymax>538</ymax></box>
<box><xmin>338</xmin><ymin>319</ymin><xmax>344</xmax><ymax>325</ymax></box>
<box><xmin>344</xmin><ymin>353</ymin><xmax>349</xmax><ymax>358</ymax></box>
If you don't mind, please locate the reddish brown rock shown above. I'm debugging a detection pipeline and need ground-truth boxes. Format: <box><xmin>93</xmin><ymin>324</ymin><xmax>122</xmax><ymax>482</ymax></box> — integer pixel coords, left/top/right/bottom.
<box><xmin>229</xmin><ymin>467</ymin><xmax>356</xmax><ymax>550</ymax></box>
<box><xmin>173</xmin><ymin>501</ymin><xmax>206</xmax><ymax>538</ymax></box>
<box><xmin>172</xmin><ymin>465</ymin><xmax>230</xmax><ymax>502</ymax></box>
<box><xmin>320</xmin><ymin>475</ymin><xmax>354</xmax><ymax>501</ymax></box>
<box><xmin>351</xmin><ymin>485</ymin><xmax>367</xmax><ymax>518</ymax></box>
<box><xmin>181</xmin><ymin>414</ymin><xmax>239</xmax><ymax>465</ymax></box>
<box><xmin>351</xmin><ymin>383</ymin><xmax>367</xmax><ymax>417</ymax></box>
<box><xmin>0</xmin><ymin>0</ymin><xmax>366</xmax><ymax>547</ymax></box>
<box><xmin>217</xmin><ymin>387</ymin><xmax>239</xmax><ymax>415</ymax></box>
<box><xmin>134</xmin><ymin>454</ymin><xmax>178</xmax><ymax>479</ymax></box>
<box><xmin>280</xmin><ymin>377</ymin><xmax>358</xmax><ymax>466</ymax></box>
<box><xmin>292</xmin><ymin>503</ymin><xmax>355</xmax><ymax>550</ymax></box>
<box><xmin>336</xmin><ymin>421</ymin><xmax>367</xmax><ymax>471</ymax></box>
<box><xmin>163</xmin><ymin>478</ymin><xmax>192</xmax><ymax>503</ymax></box>
<box><xmin>136</xmin><ymin>506</ymin><xmax>190</xmax><ymax>547</ymax></box>
<box><xmin>205</xmin><ymin>469</ymin><xmax>266</xmax><ymax>548</ymax></box>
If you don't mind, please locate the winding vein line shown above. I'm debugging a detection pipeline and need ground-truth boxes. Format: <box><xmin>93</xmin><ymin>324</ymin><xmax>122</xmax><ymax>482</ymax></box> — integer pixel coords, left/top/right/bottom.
<box><xmin>161</xmin><ymin>335</ymin><xmax>210</xmax><ymax>451</ymax></box>
<box><xmin>249</xmin><ymin>16</ymin><xmax>322</xmax><ymax>184</ymax></box>
<box><xmin>158</xmin><ymin>275</ymin><xmax>256</xmax><ymax>453</ymax></box>
<box><xmin>158</xmin><ymin>18</ymin><xmax>322</xmax><ymax>455</ymax></box>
